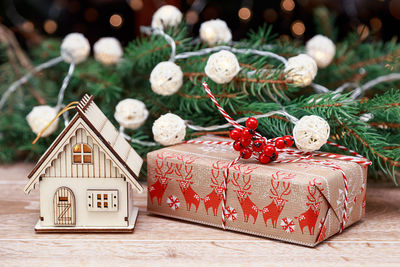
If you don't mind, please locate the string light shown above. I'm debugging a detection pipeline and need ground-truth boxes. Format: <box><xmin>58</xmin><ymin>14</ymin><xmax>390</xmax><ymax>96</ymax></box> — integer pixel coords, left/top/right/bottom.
<box><xmin>370</xmin><ymin>17</ymin><xmax>382</xmax><ymax>31</ymax></box>
<box><xmin>84</xmin><ymin>8</ymin><xmax>99</xmax><ymax>22</ymax></box>
<box><xmin>281</xmin><ymin>0</ymin><xmax>295</xmax><ymax>12</ymax></box>
<box><xmin>291</xmin><ymin>20</ymin><xmax>305</xmax><ymax>37</ymax></box>
<box><xmin>43</xmin><ymin>20</ymin><xmax>57</xmax><ymax>34</ymax></box>
<box><xmin>129</xmin><ymin>0</ymin><xmax>143</xmax><ymax>11</ymax></box>
<box><xmin>238</xmin><ymin>7</ymin><xmax>252</xmax><ymax>21</ymax></box>
<box><xmin>263</xmin><ymin>9</ymin><xmax>278</xmax><ymax>23</ymax></box>
<box><xmin>357</xmin><ymin>24</ymin><xmax>370</xmax><ymax>40</ymax></box>
<box><xmin>186</xmin><ymin>10</ymin><xmax>199</xmax><ymax>25</ymax></box>
<box><xmin>110</xmin><ymin>14</ymin><xmax>123</xmax><ymax>28</ymax></box>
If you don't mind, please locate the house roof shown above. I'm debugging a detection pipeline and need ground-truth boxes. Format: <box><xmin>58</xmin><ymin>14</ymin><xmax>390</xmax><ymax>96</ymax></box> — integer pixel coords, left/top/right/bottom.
<box><xmin>25</xmin><ymin>94</ymin><xmax>143</xmax><ymax>193</ymax></box>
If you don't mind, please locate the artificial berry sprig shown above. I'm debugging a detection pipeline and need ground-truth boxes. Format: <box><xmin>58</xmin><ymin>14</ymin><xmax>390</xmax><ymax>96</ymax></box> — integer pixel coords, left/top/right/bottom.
<box><xmin>229</xmin><ymin>117</ymin><xmax>294</xmax><ymax>164</ymax></box>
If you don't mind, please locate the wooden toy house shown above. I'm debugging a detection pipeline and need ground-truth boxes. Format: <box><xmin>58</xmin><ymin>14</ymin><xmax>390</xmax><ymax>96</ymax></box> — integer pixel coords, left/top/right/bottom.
<box><xmin>24</xmin><ymin>94</ymin><xmax>144</xmax><ymax>232</ymax></box>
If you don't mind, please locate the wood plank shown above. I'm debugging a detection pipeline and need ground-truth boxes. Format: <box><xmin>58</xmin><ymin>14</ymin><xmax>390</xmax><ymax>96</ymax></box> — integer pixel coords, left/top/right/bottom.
<box><xmin>0</xmin><ymin>163</ymin><xmax>399</xmax><ymax>265</ymax></box>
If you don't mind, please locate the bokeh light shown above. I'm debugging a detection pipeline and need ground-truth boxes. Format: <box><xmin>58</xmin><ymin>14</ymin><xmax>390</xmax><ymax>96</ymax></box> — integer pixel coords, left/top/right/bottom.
<box><xmin>110</xmin><ymin>14</ymin><xmax>123</xmax><ymax>28</ymax></box>
<box><xmin>186</xmin><ymin>10</ymin><xmax>199</xmax><ymax>25</ymax></box>
<box><xmin>370</xmin><ymin>17</ymin><xmax>382</xmax><ymax>31</ymax></box>
<box><xmin>84</xmin><ymin>8</ymin><xmax>98</xmax><ymax>22</ymax></box>
<box><xmin>238</xmin><ymin>7</ymin><xmax>252</xmax><ymax>21</ymax></box>
<box><xmin>129</xmin><ymin>0</ymin><xmax>143</xmax><ymax>11</ymax></box>
<box><xmin>389</xmin><ymin>0</ymin><xmax>400</xmax><ymax>19</ymax></box>
<box><xmin>357</xmin><ymin>24</ymin><xmax>370</xmax><ymax>40</ymax></box>
<box><xmin>263</xmin><ymin>9</ymin><xmax>278</xmax><ymax>23</ymax></box>
<box><xmin>281</xmin><ymin>0</ymin><xmax>295</xmax><ymax>12</ymax></box>
<box><xmin>43</xmin><ymin>19</ymin><xmax>57</xmax><ymax>34</ymax></box>
<box><xmin>291</xmin><ymin>20</ymin><xmax>305</xmax><ymax>37</ymax></box>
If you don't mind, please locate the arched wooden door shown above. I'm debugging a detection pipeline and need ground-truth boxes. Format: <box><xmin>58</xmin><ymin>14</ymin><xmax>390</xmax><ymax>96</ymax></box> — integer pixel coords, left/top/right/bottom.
<box><xmin>53</xmin><ymin>187</ymin><xmax>76</xmax><ymax>226</ymax></box>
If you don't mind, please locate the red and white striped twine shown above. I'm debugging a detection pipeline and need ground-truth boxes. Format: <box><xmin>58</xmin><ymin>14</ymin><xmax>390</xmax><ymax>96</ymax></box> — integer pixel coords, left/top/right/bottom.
<box><xmin>188</xmin><ymin>82</ymin><xmax>371</xmax><ymax>232</ymax></box>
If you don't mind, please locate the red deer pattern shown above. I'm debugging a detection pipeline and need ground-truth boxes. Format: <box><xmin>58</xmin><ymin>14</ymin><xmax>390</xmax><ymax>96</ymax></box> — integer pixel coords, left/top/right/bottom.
<box><xmin>149</xmin><ymin>153</ymin><xmax>174</xmax><ymax>205</ymax></box>
<box><xmin>295</xmin><ymin>178</ymin><xmax>324</xmax><ymax>235</ymax></box>
<box><xmin>261</xmin><ymin>171</ymin><xmax>295</xmax><ymax>228</ymax></box>
<box><xmin>231</xmin><ymin>164</ymin><xmax>259</xmax><ymax>224</ymax></box>
<box><xmin>203</xmin><ymin>161</ymin><xmax>228</xmax><ymax>216</ymax></box>
<box><xmin>175</xmin><ymin>155</ymin><xmax>201</xmax><ymax>212</ymax></box>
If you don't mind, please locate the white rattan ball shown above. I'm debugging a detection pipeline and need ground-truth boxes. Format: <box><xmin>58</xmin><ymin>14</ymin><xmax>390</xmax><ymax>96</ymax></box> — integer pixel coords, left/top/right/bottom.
<box><xmin>60</xmin><ymin>33</ymin><xmax>90</xmax><ymax>64</ymax></box>
<box><xmin>26</xmin><ymin>105</ymin><xmax>59</xmax><ymax>137</ymax></box>
<box><xmin>150</xmin><ymin>61</ymin><xmax>183</xmax><ymax>96</ymax></box>
<box><xmin>152</xmin><ymin>113</ymin><xmax>186</xmax><ymax>146</ymax></box>
<box><xmin>94</xmin><ymin>37</ymin><xmax>123</xmax><ymax>65</ymax></box>
<box><xmin>200</xmin><ymin>19</ymin><xmax>232</xmax><ymax>45</ymax></box>
<box><xmin>151</xmin><ymin>5</ymin><xmax>183</xmax><ymax>29</ymax></box>
<box><xmin>114</xmin><ymin>99</ymin><xmax>149</xmax><ymax>130</ymax></box>
<box><xmin>284</xmin><ymin>54</ymin><xmax>318</xmax><ymax>87</ymax></box>
<box><xmin>293</xmin><ymin>115</ymin><xmax>330</xmax><ymax>152</ymax></box>
<box><xmin>306</xmin><ymin>35</ymin><xmax>336</xmax><ymax>68</ymax></box>
<box><xmin>205</xmin><ymin>50</ymin><xmax>240</xmax><ymax>84</ymax></box>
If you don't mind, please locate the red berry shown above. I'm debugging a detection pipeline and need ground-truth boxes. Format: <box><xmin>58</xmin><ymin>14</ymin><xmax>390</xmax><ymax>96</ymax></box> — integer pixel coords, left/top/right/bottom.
<box><xmin>229</xmin><ymin>128</ymin><xmax>242</xmax><ymax>140</ymax></box>
<box><xmin>283</xmin><ymin>135</ymin><xmax>294</xmax><ymax>147</ymax></box>
<box><xmin>246</xmin><ymin>117</ymin><xmax>258</xmax><ymax>130</ymax></box>
<box><xmin>275</xmin><ymin>138</ymin><xmax>285</xmax><ymax>149</ymax></box>
<box><xmin>233</xmin><ymin>141</ymin><xmax>242</xmax><ymax>151</ymax></box>
<box><xmin>240</xmin><ymin>148</ymin><xmax>252</xmax><ymax>159</ymax></box>
<box><xmin>242</xmin><ymin>128</ymin><xmax>254</xmax><ymax>139</ymax></box>
<box><xmin>252</xmin><ymin>140</ymin><xmax>264</xmax><ymax>152</ymax></box>
<box><xmin>240</xmin><ymin>136</ymin><xmax>251</xmax><ymax>147</ymax></box>
<box><xmin>258</xmin><ymin>153</ymin><xmax>271</xmax><ymax>164</ymax></box>
<box><xmin>270</xmin><ymin>152</ymin><xmax>278</xmax><ymax>161</ymax></box>
<box><xmin>263</xmin><ymin>145</ymin><xmax>276</xmax><ymax>157</ymax></box>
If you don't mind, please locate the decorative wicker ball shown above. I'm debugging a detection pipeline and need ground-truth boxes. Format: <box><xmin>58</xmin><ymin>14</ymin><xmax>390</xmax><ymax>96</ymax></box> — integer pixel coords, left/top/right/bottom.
<box><xmin>306</xmin><ymin>35</ymin><xmax>336</xmax><ymax>68</ymax></box>
<box><xmin>284</xmin><ymin>54</ymin><xmax>318</xmax><ymax>87</ymax></box>
<box><xmin>151</xmin><ymin>5</ymin><xmax>183</xmax><ymax>29</ymax></box>
<box><xmin>114</xmin><ymin>99</ymin><xmax>149</xmax><ymax>130</ymax></box>
<box><xmin>26</xmin><ymin>105</ymin><xmax>59</xmax><ymax>137</ymax></box>
<box><xmin>293</xmin><ymin>115</ymin><xmax>330</xmax><ymax>152</ymax></box>
<box><xmin>205</xmin><ymin>50</ymin><xmax>240</xmax><ymax>84</ymax></box>
<box><xmin>93</xmin><ymin>37</ymin><xmax>123</xmax><ymax>65</ymax></box>
<box><xmin>200</xmin><ymin>19</ymin><xmax>232</xmax><ymax>45</ymax></box>
<box><xmin>60</xmin><ymin>33</ymin><xmax>90</xmax><ymax>64</ymax></box>
<box><xmin>152</xmin><ymin>113</ymin><xmax>186</xmax><ymax>146</ymax></box>
<box><xmin>150</xmin><ymin>61</ymin><xmax>183</xmax><ymax>96</ymax></box>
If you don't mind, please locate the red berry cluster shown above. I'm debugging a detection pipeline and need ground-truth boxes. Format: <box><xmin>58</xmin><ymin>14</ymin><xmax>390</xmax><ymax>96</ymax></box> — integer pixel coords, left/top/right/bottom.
<box><xmin>229</xmin><ymin>117</ymin><xmax>294</xmax><ymax>164</ymax></box>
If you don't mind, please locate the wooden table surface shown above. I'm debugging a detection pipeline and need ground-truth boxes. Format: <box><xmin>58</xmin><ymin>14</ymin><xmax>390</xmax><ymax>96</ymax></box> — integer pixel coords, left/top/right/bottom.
<box><xmin>1</xmin><ymin>163</ymin><xmax>399</xmax><ymax>266</ymax></box>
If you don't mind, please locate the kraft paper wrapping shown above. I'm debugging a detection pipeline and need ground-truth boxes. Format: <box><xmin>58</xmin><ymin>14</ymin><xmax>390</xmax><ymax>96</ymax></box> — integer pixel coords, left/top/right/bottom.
<box><xmin>147</xmin><ymin>136</ymin><xmax>367</xmax><ymax>246</ymax></box>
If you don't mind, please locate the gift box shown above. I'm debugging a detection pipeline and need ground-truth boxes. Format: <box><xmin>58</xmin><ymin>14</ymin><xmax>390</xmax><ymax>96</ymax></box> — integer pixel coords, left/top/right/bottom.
<box><xmin>147</xmin><ymin>136</ymin><xmax>367</xmax><ymax>246</ymax></box>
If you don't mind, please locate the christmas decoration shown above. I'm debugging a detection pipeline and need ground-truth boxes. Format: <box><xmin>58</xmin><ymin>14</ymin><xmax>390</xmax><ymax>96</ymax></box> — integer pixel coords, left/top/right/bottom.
<box><xmin>151</xmin><ymin>5</ymin><xmax>183</xmax><ymax>30</ymax></box>
<box><xmin>60</xmin><ymin>33</ymin><xmax>90</xmax><ymax>64</ymax></box>
<box><xmin>167</xmin><ymin>195</ymin><xmax>180</xmax><ymax>210</ymax></box>
<box><xmin>306</xmin><ymin>35</ymin><xmax>336</xmax><ymax>68</ymax></box>
<box><xmin>199</xmin><ymin>19</ymin><xmax>232</xmax><ymax>45</ymax></box>
<box><xmin>147</xmin><ymin>135</ymin><xmax>368</xmax><ymax>246</ymax></box>
<box><xmin>1</xmin><ymin>9</ymin><xmax>400</xmax><ymax>185</ymax></box>
<box><xmin>150</xmin><ymin>61</ymin><xmax>183</xmax><ymax>96</ymax></box>
<box><xmin>152</xmin><ymin>113</ymin><xmax>186</xmax><ymax>146</ymax></box>
<box><xmin>114</xmin><ymin>98</ymin><xmax>149</xmax><ymax>130</ymax></box>
<box><xmin>284</xmin><ymin>54</ymin><xmax>318</xmax><ymax>86</ymax></box>
<box><xmin>24</xmin><ymin>95</ymin><xmax>144</xmax><ymax>232</ymax></box>
<box><xmin>293</xmin><ymin>115</ymin><xmax>330</xmax><ymax>152</ymax></box>
<box><xmin>205</xmin><ymin>50</ymin><xmax>241</xmax><ymax>84</ymax></box>
<box><xmin>26</xmin><ymin>105</ymin><xmax>59</xmax><ymax>137</ymax></box>
<box><xmin>93</xmin><ymin>37</ymin><xmax>123</xmax><ymax>65</ymax></box>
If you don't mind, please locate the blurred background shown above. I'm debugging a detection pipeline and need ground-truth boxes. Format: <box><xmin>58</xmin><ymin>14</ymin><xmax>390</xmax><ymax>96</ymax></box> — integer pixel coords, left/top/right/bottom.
<box><xmin>0</xmin><ymin>0</ymin><xmax>400</xmax><ymax>47</ymax></box>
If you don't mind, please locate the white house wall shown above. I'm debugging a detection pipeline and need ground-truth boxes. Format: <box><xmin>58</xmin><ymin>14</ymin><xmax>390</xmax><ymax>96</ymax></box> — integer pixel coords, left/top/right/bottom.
<box><xmin>43</xmin><ymin>128</ymin><xmax>124</xmax><ymax>179</ymax></box>
<box><xmin>40</xmin><ymin>178</ymin><xmax>128</xmax><ymax>227</ymax></box>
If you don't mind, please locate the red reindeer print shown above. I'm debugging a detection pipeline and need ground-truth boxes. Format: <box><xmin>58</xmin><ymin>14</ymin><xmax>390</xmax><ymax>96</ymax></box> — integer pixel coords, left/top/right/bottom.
<box><xmin>296</xmin><ymin>178</ymin><xmax>324</xmax><ymax>235</ymax></box>
<box><xmin>261</xmin><ymin>171</ymin><xmax>295</xmax><ymax>228</ymax></box>
<box><xmin>149</xmin><ymin>153</ymin><xmax>174</xmax><ymax>205</ymax></box>
<box><xmin>203</xmin><ymin>161</ymin><xmax>229</xmax><ymax>216</ymax></box>
<box><xmin>231</xmin><ymin>164</ymin><xmax>259</xmax><ymax>224</ymax></box>
<box><xmin>175</xmin><ymin>155</ymin><xmax>200</xmax><ymax>212</ymax></box>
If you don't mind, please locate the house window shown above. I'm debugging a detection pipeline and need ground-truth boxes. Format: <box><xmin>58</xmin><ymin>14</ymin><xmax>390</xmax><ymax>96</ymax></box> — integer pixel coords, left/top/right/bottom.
<box><xmin>73</xmin><ymin>144</ymin><xmax>92</xmax><ymax>164</ymax></box>
<box><xmin>87</xmin><ymin>190</ymin><xmax>118</xmax><ymax>211</ymax></box>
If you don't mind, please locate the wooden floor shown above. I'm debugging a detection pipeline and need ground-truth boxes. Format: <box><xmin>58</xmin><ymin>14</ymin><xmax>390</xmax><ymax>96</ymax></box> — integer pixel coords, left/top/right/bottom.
<box><xmin>1</xmin><ymin>163</ymin><xmax>399</xmax><ymax>266</ymax></box>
